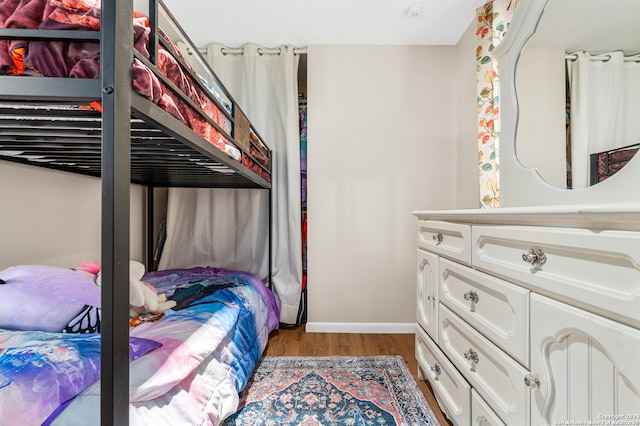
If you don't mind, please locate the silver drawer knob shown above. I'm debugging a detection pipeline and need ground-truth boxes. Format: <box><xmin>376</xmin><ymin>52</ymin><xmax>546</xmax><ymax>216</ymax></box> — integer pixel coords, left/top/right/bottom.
<box><xmin>464</xmin><ymin>290</ymin><xmax>479</xmax><ymax>304</ymax></box>
<box><xmin>464</xmin><ymin>348</ymin><xmax>479</xmax><ymax>364</ymax></box>
<box><xmin>431</xmin><ymin>363</ymin><xmax>441</xmax><ymax>377</ymax></box>
<box><xmin>524</xmin><ymin>374</ymin><xmax>540</xmax><ymax>389</ymax></box>
<box><xmin>426</xmin><ymin>295</ymin><xmax>435</xmax><ymax>302</ymax></box>
<box><xmin>433</xmin><ymin>232</ymin><xmax>443</xmax><ymax>245</ymax></box>
<box><xmin>522</xmin><ymin>248</ymin><xmax>547</xmax><ymax>266</ymax></box>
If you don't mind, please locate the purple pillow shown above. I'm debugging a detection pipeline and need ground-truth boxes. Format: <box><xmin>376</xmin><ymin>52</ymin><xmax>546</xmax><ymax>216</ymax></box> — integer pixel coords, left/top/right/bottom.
<box><xmin>0</xmin><ymin>265</ymin><xmax>101</xmax><ymax>332</ymax></box>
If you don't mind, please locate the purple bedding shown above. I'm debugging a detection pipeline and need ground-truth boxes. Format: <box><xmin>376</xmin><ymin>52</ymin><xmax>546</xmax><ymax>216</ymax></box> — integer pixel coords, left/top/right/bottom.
<box><xmin>0</xmin><ymin>266</ymin><xmax>279</xmax><ymax>425</ymax></box>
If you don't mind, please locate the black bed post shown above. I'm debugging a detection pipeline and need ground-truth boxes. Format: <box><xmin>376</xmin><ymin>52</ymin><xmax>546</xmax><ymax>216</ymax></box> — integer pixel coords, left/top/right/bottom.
<box><xmin>269</xmin><ymin>186</ymin><xmax>273</xmax><ymax>288</ymax></box>
<box><xmin>147</xmin><ymin>0</ymin><xmax>158</xmax><ymax>65</ymax></box>
<box><xmin>100</xmin><ymin>0</ymin><xmax>133</xmax><ymax>424</ymax></box>
<box><xmin>147</xmin><ymin>185</ymin><xmax>155</xmax><ymax>271</ymax></box>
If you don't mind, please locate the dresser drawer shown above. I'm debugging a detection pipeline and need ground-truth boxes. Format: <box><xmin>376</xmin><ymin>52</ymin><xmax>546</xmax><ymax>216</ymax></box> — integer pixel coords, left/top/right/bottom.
<box><xmin>471</xmin><ymin>389</ymin><xmax>505</xmax><ymax>426</ymax></box>
<box><xmin>416</xmin><ymin>325</ymin><xmax>471</xmax><ymax>426</ymax></box>
<box><xmin>418</xmin><ymin>220</ymin><xmax>471</xmax><ymax>265</ymax></box>
<box><xmin>472</xmin><ymin>225</ymin><xmax>640</xmax><ymax>328</ymax></box>
<box><xmin>417</xmin><ymin>249</ymin><xmax>439</xmax><ymax>340</ymax></box>
<box><xmin>439</xmin><ymin>258</ymin><xmax>530</xmax><ymax>366</ymax></box>
<box><xmin>439</xmin><ymin>305</ymin><xmax>530</xmax><ymax>426</ymax></box>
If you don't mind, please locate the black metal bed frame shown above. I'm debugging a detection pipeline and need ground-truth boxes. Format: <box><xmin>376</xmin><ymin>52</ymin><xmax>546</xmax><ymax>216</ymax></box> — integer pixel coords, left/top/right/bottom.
<box><xmin>0</xmin><ymin>1</ymin><xmax>272</xmax><ymax>424</ymax></box>
<box><xmin>589</xmin><ymin>142</ymin><xmax>640</xmax><ymax>185</ymax></box>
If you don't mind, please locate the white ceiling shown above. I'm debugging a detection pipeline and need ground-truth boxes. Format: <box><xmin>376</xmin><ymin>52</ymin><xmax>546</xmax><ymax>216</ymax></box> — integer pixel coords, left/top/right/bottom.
<box><xmin>161</xmin><ymin>0</ymin><xmax>487</xmax><ymax>49</ymax></box>
<box><xmin>526</xmin><ymin>0</ymin><xmax>640</xmax><ymax>55</ymax></box>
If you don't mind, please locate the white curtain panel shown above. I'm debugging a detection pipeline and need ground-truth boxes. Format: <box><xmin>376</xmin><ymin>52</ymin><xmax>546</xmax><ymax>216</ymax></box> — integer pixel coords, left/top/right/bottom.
<box><xmin>159</xmin><ymin>44</ymin><xmax>302</xmax><ymax>324</ymax></box>
<box><xmin>567</xmin><ymin>51</ymin><xmax>640</xmax><ymax>188</ymax></box>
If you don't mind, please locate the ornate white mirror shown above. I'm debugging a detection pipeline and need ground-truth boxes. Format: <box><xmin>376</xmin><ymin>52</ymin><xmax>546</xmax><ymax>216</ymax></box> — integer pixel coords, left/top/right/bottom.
<box><xmin>495</xmin><ymin>0</ymin><xmax>640</xmax><ymax>207</ymax></box>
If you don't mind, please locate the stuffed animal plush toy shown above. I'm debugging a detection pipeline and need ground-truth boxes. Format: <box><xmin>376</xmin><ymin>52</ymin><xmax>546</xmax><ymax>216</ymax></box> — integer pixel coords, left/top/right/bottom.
<box><xmin>97</xmin><ymin>260</ymin><xmax>176</xmax><ymax>317</ymax></box>
<box><xmin>127</xmin><ymin>260</ymin><xmax>176</xmax><ymax>317</ymax></box>
<box><xmin>0</xmin><ymin>261</ymin><xmax>175</xmax><ymax>333</ymax></box>
<box><xmin>0</xmin><ymin>264</ymin><xmax>101</xmax><ymax>332</ymax></box>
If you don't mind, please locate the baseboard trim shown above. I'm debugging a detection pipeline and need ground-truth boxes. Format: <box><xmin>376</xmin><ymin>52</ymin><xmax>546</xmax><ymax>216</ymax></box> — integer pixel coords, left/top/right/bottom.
<box><xmin>305</xmin><ymin>322</ymin><xmax>417</xmax><ymax>334</ymax></box>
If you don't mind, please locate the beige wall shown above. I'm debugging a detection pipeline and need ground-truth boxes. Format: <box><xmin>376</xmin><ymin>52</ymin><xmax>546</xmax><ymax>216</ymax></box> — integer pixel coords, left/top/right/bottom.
<box><xmin>456</xmin><ymin>22</ymin><xmax>482</xmax><ymax>209</ymax></box>
<box><xmin>0</xmin><ymin>160</ymin><xmax>146</xmax><ymax>270</ymax></box>
<box><xmin>306</xmin><ymin>43</ymin><xmax>476</xmax><ymax>330</ymax></box>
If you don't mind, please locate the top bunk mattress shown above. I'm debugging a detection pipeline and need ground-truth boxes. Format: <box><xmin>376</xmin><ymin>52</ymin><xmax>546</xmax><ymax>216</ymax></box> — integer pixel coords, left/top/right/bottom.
<box><xmin>0</xmin><ymin>0</ymin><xmax>271</xmax><ymax>187</ymax></box>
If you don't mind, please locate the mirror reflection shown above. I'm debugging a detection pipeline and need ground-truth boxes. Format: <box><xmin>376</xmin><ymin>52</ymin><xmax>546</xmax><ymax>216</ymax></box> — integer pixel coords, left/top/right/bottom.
<box><xmin>516</xmin><ymin>0</ymin><xmax>640</xmax><ymax>189</ymax></box>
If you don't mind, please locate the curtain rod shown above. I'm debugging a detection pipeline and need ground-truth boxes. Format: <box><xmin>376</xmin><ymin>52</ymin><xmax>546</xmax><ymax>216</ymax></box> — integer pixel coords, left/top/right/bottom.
<box><xmin>565</xmin><ymin>54</ymin><xmax>640</xmax><ymax>62</ymax></box>
<box><xmin>198</xmin><ymin>47</ymin><xmax>307</xmax><ymax>55</ymax></box>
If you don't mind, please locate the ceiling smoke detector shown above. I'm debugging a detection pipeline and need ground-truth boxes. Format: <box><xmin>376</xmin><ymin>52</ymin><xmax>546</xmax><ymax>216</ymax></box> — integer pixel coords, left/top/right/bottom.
<box><xmin>407</xmin><ymin>6</ymin><xmax>423</xmax><ymax>18</ymax></box>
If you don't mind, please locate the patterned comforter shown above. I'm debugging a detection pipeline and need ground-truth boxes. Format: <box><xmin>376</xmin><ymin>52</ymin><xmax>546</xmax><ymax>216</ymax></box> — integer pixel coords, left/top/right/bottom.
<box><xmin>0</xmin><ymin>267</ymin><xmax>280</xmax><ymax>425</ymax></box>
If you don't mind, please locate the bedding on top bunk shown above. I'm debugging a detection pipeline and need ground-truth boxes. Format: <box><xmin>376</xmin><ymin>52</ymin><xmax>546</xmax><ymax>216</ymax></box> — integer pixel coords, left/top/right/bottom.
<box><xmin>0</xmin><ymin>266</ymin><xmax>280</xmax><ymax>425</ymax></box>
<box><xmin>0</xmin><ymin>0</ymin><xmax>271</xmax><ymax>182</ymax></box>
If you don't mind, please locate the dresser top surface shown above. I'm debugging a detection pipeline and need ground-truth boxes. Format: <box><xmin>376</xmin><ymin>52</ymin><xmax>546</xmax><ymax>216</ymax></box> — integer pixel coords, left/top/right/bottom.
<box><xmin>413</xmin><ymin>203</ymin><xmax>640</xmax><ymax>231</ymax></box>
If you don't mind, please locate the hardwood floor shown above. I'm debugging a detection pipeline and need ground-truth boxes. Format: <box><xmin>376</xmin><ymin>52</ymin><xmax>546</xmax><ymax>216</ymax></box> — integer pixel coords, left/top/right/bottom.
<box><xmin>262</xmin><ymin>326</ymin><xmax>452</xmax><ymax>425</ymax></box>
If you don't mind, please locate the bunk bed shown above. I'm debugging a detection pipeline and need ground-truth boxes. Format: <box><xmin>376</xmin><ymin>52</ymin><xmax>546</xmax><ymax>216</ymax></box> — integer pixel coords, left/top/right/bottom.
<box><xmin>0</xmin><ymin>0</ymin><xmax>277</xmax><ymax>424</ymax></box>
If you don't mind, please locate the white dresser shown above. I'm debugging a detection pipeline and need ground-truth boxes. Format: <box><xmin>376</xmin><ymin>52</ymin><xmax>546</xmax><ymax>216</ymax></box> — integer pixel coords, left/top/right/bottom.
<box><xmin>414</xmin><ymin>205</ymin><xmax>640</xmax><ymax>426</ymax></box>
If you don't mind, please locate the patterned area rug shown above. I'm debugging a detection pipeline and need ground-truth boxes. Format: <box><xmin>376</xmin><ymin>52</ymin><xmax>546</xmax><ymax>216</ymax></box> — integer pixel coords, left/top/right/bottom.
<box><xmin>223</xmin><ymin>355</ymin><xmax>441</xmax><ymax>425</ymax></box>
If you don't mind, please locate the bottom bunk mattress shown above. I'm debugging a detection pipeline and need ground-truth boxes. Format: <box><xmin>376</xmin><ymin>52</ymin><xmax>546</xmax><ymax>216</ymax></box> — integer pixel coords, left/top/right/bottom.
<box><xmin>0</xmin><ymin>266</ymin><xmax>280</xmax><ymax>425</ymax></box>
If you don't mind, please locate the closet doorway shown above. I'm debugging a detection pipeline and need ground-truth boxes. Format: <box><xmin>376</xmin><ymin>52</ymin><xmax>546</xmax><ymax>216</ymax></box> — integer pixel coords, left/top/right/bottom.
<box><xmin>297</xmin><ymin>53</ymin><xmax>308</xmax><ymax>325</ymax></box>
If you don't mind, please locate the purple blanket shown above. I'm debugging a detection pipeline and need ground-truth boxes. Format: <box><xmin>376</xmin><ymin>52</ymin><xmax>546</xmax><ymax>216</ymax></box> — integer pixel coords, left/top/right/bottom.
<box><xmin>0</xmin><ymin>266</ymin><xmax>279</xmax><ymax>425</ymax></box>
